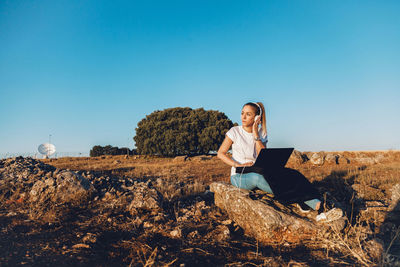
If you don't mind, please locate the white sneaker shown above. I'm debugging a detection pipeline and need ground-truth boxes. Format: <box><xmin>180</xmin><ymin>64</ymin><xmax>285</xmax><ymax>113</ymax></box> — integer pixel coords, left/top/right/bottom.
<box><xmin>316</xmin><ymin>208</ymin><xmax>343</xmax><ymax>222</ymax></box>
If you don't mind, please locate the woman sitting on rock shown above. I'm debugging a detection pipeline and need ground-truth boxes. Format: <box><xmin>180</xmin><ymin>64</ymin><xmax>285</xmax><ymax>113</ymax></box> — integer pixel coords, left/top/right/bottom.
<box><xmin>217</xmin><ymin>101</ymin><xmax>343</xmax><ymax>222</ymax></box>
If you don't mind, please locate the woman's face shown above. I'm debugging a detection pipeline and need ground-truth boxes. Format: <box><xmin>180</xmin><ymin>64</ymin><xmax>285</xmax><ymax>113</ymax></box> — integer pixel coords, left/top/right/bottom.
<box><xmin>241</xmin><ymin>105</ymin><xmax>257</xmax><ymax>127</ymax></box>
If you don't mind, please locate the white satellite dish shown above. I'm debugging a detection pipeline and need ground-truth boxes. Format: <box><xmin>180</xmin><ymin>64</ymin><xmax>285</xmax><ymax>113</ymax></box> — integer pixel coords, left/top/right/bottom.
<box><xmin>38</xmin><ymin>143</ymin><xmax>56</xmax><ymax>158</ymax></box>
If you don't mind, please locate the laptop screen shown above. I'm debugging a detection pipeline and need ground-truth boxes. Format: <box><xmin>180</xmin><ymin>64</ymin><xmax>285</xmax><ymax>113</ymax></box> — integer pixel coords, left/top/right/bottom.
<box><xmin>254</xmin><ymin>148</ymin><xmax>294</xmax><ymax>169</ymax></box>
<box><xmin>236</xmin><ymin>148</ymin><xmax>294</xmax><ymax>174</ymax></box>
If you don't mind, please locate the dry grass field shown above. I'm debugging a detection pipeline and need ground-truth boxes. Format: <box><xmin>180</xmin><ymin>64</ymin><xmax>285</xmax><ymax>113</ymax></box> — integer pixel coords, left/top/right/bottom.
<box><xmin>1</xmin><ymin>151</ymin><xmax>399</xmax><ymax>266</ymax></box>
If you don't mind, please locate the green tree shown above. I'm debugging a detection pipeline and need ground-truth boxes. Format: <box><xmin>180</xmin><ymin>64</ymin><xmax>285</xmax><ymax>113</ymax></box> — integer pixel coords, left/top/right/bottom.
<box><xmin>90</xmin><ymin>145</ymin><xmax>136</xmax><ymax>157</ymax></box>
<box><xmin>134</xmin><ymin>107</ymin><xmax>235</xmax><ymax>157</ymax></box>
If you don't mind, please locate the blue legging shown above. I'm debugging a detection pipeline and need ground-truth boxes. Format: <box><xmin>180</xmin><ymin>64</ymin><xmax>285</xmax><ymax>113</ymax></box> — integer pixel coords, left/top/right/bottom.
<box><xmin>231</xmin><ymin>172</ymin><xmax>321</xmax><ymax>210</ymax></box>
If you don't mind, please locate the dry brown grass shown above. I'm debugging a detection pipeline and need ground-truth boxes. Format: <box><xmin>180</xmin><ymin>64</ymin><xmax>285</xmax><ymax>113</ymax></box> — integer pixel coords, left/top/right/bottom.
<box><xmin>44</xmin><ymin>155</ymin><xmax>230</xmax><ymax>183</ymax></box>
<box><xmin>2</xmin><ymin>151</ymin><xmax>398</xmax><ymax>265</ymax></box>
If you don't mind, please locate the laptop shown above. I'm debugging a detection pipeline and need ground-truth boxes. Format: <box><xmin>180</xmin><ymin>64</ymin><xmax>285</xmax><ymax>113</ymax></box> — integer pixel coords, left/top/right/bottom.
<box><xmin>235</xmin><ymin>148</ymin><xmax>294</xmax><ymax>174</ymax></box>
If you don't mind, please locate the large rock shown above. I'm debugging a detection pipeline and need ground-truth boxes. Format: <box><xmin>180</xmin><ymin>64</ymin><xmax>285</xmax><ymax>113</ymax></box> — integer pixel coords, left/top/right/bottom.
<box><xmin>354</xmin><ymin>153</ymin><xmax>385</xmax><ymax>164</ymax></box>
<box><xmin>0</xmin><ymin>157</ymin><xmax>56</xmax><ymax>202</ymax></box>
<box><xmin>100</xmin><ymin>181</ymin><xmax>163</xmax><ymax>215</ymax></box>
<box><xmin>389</xmin><ymin>183</ymin><xmax>400</xmax><ymax>211</ymax></box>
<box><xmin>210</xmin><ymin>182</ymin><xmax>317</xmax><ymax>244</ymax></box>
<box><xmin>325</xmin><ymin>153</ymin><xmax>338</xmax><ymax>164</ymax></box>
<box><xmin>337</xmin><ymin>155</ymin><xmax>350</xmax><ymax>164</ymax></box>
<box><xmin>30</xmin><ymin>170</ymin><xmax>96</xmax><ymax>205</ymax></box>
<box><xmin>287</xmin><ymin>150</ymin><xmax>307</xmax><ymax>165</ymax></box>
<box><xmin>127</xmin><ymin>181</ymin><xmax>163</xmax><ymax>213</ymax></box>
<box><xmin>55</xmin><ymin>170</ymin><xmax>95</xmax><ymax>203</ymax></box>
<box><xmin>309</xmin><ymin>152</ymin><xmax>325</xmax><ymax>165</ymax></box>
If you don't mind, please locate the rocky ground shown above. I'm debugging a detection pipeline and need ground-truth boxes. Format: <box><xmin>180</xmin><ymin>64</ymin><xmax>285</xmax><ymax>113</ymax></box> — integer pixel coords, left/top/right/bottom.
<box><xmin>0</xmin><ymin>151</ymin><xmax>399</xmax><ymax>266</ymax></box>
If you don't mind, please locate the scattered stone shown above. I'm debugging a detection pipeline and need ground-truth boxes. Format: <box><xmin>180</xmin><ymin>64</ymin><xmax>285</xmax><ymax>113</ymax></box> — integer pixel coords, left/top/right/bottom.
<box><xmin>354</xmin><ymin>154</ymin><xmax>385</xmax><ymax>164</ymax></box>
<box><xmin>127</xmin><ymin>182</ymin><xmax>163</xmax><ymax>214</ymax></box>
<box><xmin>309</xmin><ymin>152</ymin><xmax>325</xmax><ymax>165</ymax></box>
<box><xmin>374</xmin><ymin>154</ymin><xmax>385</xmax><ymax>163</ymax></box>
<box><xmin>389</xmin><ymin>184</ymin><xmax>400</xmax><ymax>211</ymax></box>
<box><xmin>7</xmin><ymin>211</ymin><xmax>17</xmax><ymax>216</ymax></box>
<box><xmin>44</xmin><ymin>177</ymin><xmax>55</xmax><ymax>187</ymax></box>
<box><xmin>170</xmin><ymin>228</ymin><xmax>182</xmax><ymax>238</ymax></box>
<box><xmin>355</xmin><ymin>157</ymin><xmax>375</xmax><ymax>164</ymax></box>
<box><xmin>72</xmin><ymin>243</ymin><xmax>90</xmax><ymax>249</ymax></box>
<box><xmin>325</xmin><ymin>154</ymin><xmax>338</xmax><ymax>164</ymax></box>
<box><xmin>212</xmin><ymin>225</ymin><xmax>230</xmax><ymax>242</ymax></box>
<box><xmin>287</xmin><ymin>150</ymin><xmax>304</xmax><ymax>165</ymax></box>
<box><xmin>102</xmin><ymin>192</ymin><xmax>113</xmax><ymax>201</ymax></box>
<box><xmin>337</xmin><ymin>155</ymin><xmax>350</xmax><ymax>164</ymax></box>
<box><xmin>221</xmin><ymin>219</ymin><xmax>232</xmax><ymax>225</ymax></box>
<box><xmin>82</xmin><ymin>233</ymin><xmax>97</xmax><ymax>244</ymax></box>
<box><xmin>187</xmin><ymin>230</ymin><xmax>199</xmax><ymax>239</ymax></box>
<box><xmin>153</xmin><ymin>213</ymin><xmax>166</xmax><ymax>223</ymax></box>
<box><xmin>143</xmin><ymin>221</ymin><xmax>153</xmax><ymax>228</ymax></box>
<box><xmin>132</xmin><ymin>217</ymin><xmax>143</xmax><ymax>228</ymax></box>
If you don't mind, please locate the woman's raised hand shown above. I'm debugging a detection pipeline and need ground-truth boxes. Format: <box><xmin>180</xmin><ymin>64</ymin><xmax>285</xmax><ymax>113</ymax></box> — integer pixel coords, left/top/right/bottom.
<box><xmin>252</xmin><ymin>115</ymin><xmax>261</xmax><ymax>138</ymax></box>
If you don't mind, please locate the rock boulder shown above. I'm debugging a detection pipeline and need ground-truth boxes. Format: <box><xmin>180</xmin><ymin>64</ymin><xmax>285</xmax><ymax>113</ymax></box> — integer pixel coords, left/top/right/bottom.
<box><xmin>309</xmin><ymin>152</ymin><xmax>325</xmax><ymax>165</ymax></box>
<box><xmin>210</xmin><ymin>182</ymin><xmax>317</xmax><ymax>244</ymax></box>
<box><xmin>325</xmin><ymin>154</ymin><xmax>338</xmax><ymax>164</ymax></box>
<box><xmin>337</xmin><ymin>155</ymin><xmax>350</xmax><ymax>164</ymax></box>
<box><xmin>127</xmin><ymin>181</ymin><xmax>163</xmax><ymax>214</ymax></box>
<box><xmin>287</xmin><ymin>150</ymin><xmax>307</xmax><ymax>165</ymax></box>
<box><xmin>30</xmin><ymin>170</ymin><xmax>96</xmax><ymax>206</ymax></box>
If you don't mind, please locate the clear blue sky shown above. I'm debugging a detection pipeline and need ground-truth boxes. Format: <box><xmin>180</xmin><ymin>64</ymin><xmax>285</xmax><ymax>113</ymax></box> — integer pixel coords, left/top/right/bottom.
<box><xmin>1</xmin><ymin>0</ymin><xmax>399</xmax><ymax>155</ymax></box>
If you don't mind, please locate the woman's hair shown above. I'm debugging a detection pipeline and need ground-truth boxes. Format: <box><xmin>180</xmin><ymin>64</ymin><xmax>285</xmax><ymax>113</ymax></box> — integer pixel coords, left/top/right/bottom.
<box><xmin>243</xmin><ymin>102</ymin><xmax>267</xmax><ymax>136</ymax></box>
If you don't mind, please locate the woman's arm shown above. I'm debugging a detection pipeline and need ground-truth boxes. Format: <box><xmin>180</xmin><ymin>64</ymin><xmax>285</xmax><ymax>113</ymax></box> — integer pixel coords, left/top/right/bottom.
<box><xmin>253</xmin><ymin>116</ymin><xmax>266</xmax><ymax>156</ymax></box>
<box><xmin>217</xmin><ymin>136</ymin><xmax>253</xmax><ymax>167</ymax></box>
<box><xmin>255</xmin><ymin>139</ymin><xmax>266</xmax><ymax>156</ymax></box>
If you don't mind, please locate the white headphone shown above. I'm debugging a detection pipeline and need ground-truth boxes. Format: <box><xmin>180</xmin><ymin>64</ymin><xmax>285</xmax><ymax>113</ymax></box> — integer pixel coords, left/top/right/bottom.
<box><xmin>253</xmin><ymin>102</ymin><xmax>262</xmax><ymax>120</ymax></box>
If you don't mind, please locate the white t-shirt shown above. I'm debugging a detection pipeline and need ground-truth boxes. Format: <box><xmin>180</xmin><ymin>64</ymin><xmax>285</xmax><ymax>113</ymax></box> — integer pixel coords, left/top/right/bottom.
<box><xmin>226</xmin><ymin>126</ymin><xmax>268</xmax><ymax>175</ymax></box>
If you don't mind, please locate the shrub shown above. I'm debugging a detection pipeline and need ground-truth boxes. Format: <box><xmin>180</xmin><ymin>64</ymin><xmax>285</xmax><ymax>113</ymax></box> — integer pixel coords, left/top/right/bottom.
<box><xmin>134</xmin><ymin>107</ymin><xmax>235</xmax><ymax>157</ymax></box>
<box><xmin>90</xmin><ymin>145</ymin><xmax>136</xmax><ymax>157</ymax></box>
